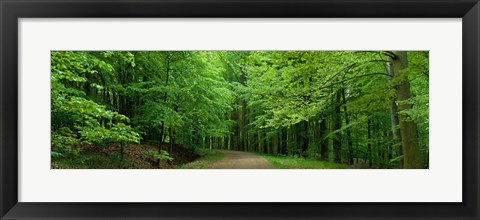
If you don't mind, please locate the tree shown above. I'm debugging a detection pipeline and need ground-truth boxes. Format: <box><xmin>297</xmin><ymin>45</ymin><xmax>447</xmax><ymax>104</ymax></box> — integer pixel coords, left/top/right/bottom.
<box><xmin>51</xmin><ymin>51</ymin><xmax>140</xmax><ymax>160</ymax></box>
<box><xmin>389</xmin><ymin>51</ymin><xmax>423</xmax><ymax>168</ymax></box>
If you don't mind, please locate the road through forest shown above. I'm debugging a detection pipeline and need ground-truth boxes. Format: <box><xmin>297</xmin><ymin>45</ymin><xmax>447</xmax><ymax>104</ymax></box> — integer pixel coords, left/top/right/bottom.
<box><xmin>204</xmin><ymin>150</ymin><xmax>274</xmax><ymax>169</ymax></box>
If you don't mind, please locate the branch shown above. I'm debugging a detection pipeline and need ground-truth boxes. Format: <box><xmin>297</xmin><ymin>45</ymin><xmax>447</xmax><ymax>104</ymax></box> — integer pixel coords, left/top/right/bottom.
<box><xmin>320</xmin><ymin>72</ymin><xmax>390</xmax><ymax>90</ymax></box>
<box><xmin>323</xmin><ymin>63</ymin><xmax>357</xmax><ymax>85</ymax></box>
<box><xmin>381</xmin><ymin>51</ymin><xmax>397</xmax><ymax>59</ymax></box>
<box><xmin>368</xmin><ymin>59</ymin><xmax>391</xmax><ymax>63</ymax></box>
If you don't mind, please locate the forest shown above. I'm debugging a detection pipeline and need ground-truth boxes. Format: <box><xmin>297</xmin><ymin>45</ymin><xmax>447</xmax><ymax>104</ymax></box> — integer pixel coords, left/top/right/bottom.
<box><xmin>51</xmin><ymin>51</ymin><xmax>429</xmax><ymax>169</ymax></box>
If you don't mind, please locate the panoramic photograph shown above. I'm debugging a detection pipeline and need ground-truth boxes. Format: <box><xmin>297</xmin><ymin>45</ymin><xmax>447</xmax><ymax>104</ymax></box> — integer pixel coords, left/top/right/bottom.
<box><xmin>50</xmin><ymin>51</ymin><xmax>429</xmax><ymax>169</ymax></box>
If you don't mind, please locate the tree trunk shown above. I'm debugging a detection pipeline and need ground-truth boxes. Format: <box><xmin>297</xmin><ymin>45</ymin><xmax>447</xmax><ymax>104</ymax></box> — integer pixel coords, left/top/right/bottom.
<box><xmin>333</xmin><ymin>91</ymin><xmax>342</xmax><ymax>163</ymax></box>
<box><xmin>320</xmin><ymin>119</ymin><xmax>328</xmax><ymax>161</ymax></box>
<box><xmin>233</xmin><ymin>105</ymin><xmax>240</xmax><ymax>151</ymax></box>
<box><xmin>159</xmin><ymin>55</ymin><xmax>171</xmax><ymax>154</ymax></box>
<box><xmin>341</xmin><ymin>88</ymin><xmax>354</xmax><ymax>165</ymax></box>
<box><xmin>281</xmin><ymin>128</ymin><xmax>287</xmax><ymax>155</ymax></box>
<box><xmin>169</xmin><ymin>127</ymin><xmax>173</xmax><ymax>154</ymax></box>
<box><xmin>387</xmin><ymin>56</ymin><xmax>404</xmax><ymax>168</ymax></box>
<box><xmin>264</xmin><ymin>128</ymin><xmax>269</xmax><ymax>154</ymax></box>
<box><xmin>367</xmin><ymin>117</ymin><xmax>372</xmax><ymax>167</ymax></box>
<box><xmin>297</xmin><ymin>121</ymin><xmax>308</xmax><ymax>157</ymax></box>
<box><xmin>205</xmin><ymin>136</ymin><xmax>210</xmax><ymax>150</ymax></box>
<box><xmin>390</xmin><ymin>51</ymin><xmax>423</xmax><ymax>168</ymax></box>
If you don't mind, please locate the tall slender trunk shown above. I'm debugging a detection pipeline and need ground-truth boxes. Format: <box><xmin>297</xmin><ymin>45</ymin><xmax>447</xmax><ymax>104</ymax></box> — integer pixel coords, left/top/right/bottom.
<box><xmin>367</xmin><ymin>117</ymin><xmax>372</xmax><ymax>167</ymax></box>
<box><xmin>169</xmin><ymin>127</ymin><xmax>173</xmax><ymax>154</ymax></box>
<box><xmin>239</xmin><ymin>69</ymin><xmax>248</xmax><ymax>152</ymax></box>
<box><xmin>158</xmin><ymin>55</ymin><xmax>171</xmax><ymax>153</ymax></box>
<box><xmin>233</xmin><ymin>104</ymin><xmax>240</xmax><ymax>151</ymax></box>
<box><xmin>205</xmin><ymin>136</ymin><xmax>210</xmax><ymax>149</ymax></box>
<box><xmin>263</xmin><ymin>128</ymin><xmax>268</xmax><ymax>154</ymax></box>
<box><xmin>303</xmin><ymin>121</ymin><xmax>309</xmax><ymax>156</ymax></box>
<box><xmin>387</xmin><ymin>57</ymin><xmax>403</xmax><ymax>168</ymax></box>
<box><xmin>320</xmin><ymin>119</ymin><xmax>328</xmax><ymax>161</ymax></box>
<box><xmin>242</xmin><ymin>100</ymin><xmax>247</xmax><ymax>151</ymax></box>
<box><xmin>297</xmin><ymin>122</ymin><xmax>308</xmax><ymax>157</ymax></box>
<box><xmin>281</xmin><ymin>127</ymin><xmax>287</xmax><ymax>155</ymax></box>
<box><xmin>333</xmin><ymin>91</ymin><xmax>342</xmax><ymax>163</ymax></box>
<box><xmin>390</xmin><ymin>51</ymin><xmax>422</xmax><ymax>168</ymax></box>
<box><xmin>341</xmin><ymin>88</ymin><xmax>354</xmax><ymax>165</ymax></box>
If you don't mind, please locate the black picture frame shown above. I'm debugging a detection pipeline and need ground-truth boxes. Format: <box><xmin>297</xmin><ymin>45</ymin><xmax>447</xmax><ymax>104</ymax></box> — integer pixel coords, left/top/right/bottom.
<box><xmin>1</xmin><ymin>0</ymin><xmax>479</xmax><ymax>219</ymax></box>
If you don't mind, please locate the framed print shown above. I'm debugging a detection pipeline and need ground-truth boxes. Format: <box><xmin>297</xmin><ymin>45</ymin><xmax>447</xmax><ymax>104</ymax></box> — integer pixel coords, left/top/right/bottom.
<box><xmin>1</xmin><ymin>0</ymin><xmax>479</xmax><ymax>219</ymax></box>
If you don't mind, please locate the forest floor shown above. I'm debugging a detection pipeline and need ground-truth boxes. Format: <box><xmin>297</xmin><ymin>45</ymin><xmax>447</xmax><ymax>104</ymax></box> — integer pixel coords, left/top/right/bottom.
<box><xmin>204</xmin><ymin>150</ymin><xmax>274</xmax><ymax>169</ymax></box>
<box><xmin>178</xmin><ymin>150</ymin><xmax>351</xmax><ymax>169</ymax></box>
<box><xmin>52</xmin><ymin>144</ymin><xmax>350</xmax><ymax>169</ymax></box>
<box><xmin>176</xmin><ymin>150</ymin><xmax>274</xmax><ymax>169</ymax></box>
<box><xmin>51</xmin><ymin>142</ymin><xmax>199</xmax><ymax>169</ymax></box>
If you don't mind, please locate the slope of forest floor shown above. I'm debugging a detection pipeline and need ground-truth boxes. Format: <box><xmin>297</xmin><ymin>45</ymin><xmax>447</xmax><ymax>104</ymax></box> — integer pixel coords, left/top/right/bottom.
<box><xmin>51</xmin><ymin>143</ymin><xmax>198</xmax><ymax>169</ymax></box>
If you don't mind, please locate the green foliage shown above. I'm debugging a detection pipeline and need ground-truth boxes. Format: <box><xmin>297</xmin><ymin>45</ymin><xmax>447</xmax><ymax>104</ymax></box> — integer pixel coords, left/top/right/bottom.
<box><xmin>129</xmin><ymin>52</ymin><xmax>234</xmax><ymax>144</ymax></box>
<box><xmin>51</xmin><ymin>127</ymin><xmax>81</xmax><ymax>156</ymax></box>
<box><xmin>78</xmin><ymin>123</ymin><xmax>140</xmax><ymax>145</ymax></box>
<box><xmin>51</xmin><ymin>51</ymin><xmax>140</xmax><ymax>160</ymax></box>
<box><xmin>240</xmin><ymin>51</ymin><xmax>387</xmax><ymax>129</ymax></box>
<box><xmin>51</xmin><ymin>151</ymin><xmax>65</xmax><ymax>158</ymax></box>
<box><xmin>148</xmin><ymin>150</ymin><xmax>174</xmax><ymax>162</ymax></box>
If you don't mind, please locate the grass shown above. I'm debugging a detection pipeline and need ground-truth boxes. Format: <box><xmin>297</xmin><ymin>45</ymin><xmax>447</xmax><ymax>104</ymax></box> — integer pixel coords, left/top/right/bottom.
<box><xmin>175</xmin><ymin>149</ymin><xmax>224</xmax><ymax>169</ymax></box>
<box><xmin>262</xmin><ymin>155</ymin><xmax>352</xmax><ymax>169</ymax></box>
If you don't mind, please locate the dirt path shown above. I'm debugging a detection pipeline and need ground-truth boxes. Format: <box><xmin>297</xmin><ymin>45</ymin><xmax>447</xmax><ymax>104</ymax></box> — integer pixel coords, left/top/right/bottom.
<box><xmin>204</xmin><ymin>150</ymin><xmax>274</xmax><ymax>169</ymax></box>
